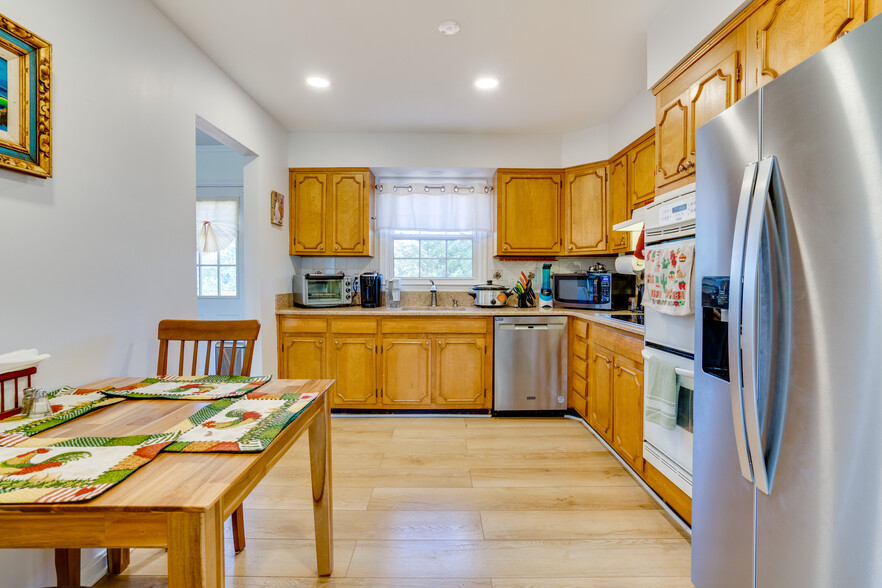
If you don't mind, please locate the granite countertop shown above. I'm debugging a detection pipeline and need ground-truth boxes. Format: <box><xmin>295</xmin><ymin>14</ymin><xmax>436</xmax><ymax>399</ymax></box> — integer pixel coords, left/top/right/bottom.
<box><xmin>276</xmin><ymin>299</ymin><xmax>644</xmax><ymax>336</ymax></box>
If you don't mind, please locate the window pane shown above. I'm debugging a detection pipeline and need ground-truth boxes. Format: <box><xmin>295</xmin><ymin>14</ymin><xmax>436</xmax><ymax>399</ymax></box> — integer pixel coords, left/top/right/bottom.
<box><xmin>394</xmin><ymin>258</ymin><xmax>420</xmax><ymax>277</ymax></box>
<box><xmin>219</xmin><ymin>267</ymin><xmax>237</xmax><ymax>296</ymax></box>
<box><xmin>420</xmin><ymin>258</ymin><xmax>446</xmax><ymax>277</ymax></box>
<box><xmin>200</xmin><ymin>266</ymin><xmax>218</xmax><ymax>296</ymax></box>
<box><xmin>199</xmin><ymin>251</ymin><xmax>218</xmax><ymax>265</ymax></box>
<box><xmin>393</xmin><ymin>239</ymin><xmax>419</xmax><ymax>258</ymax></box>
<box><xmin>447</xmin><ymin>239</ymin><xmax>472</xmax><ymax>258</ymax></box>
<box><xmin>420</xmin><ymin>240</ymin><xmax>446</xmax><ymax>258</ymax></box>
<box><xmin>447</xmin><ymin>259</ymin><xmax>472</xmax><ymax>278</ymax></box>
<box><xmin>218</xmin><ymin>239</ymin><xmax>237</xmax><ymax>265</ymax></box>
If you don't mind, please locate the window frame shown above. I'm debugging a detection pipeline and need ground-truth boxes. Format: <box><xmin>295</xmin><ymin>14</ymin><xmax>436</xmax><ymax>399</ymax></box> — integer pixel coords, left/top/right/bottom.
<box><xmin>196</xmin><ymin>195</ymin><xmax>242</xmax><ymax>299</ymax></box>
<box><xmin>379</xmin><ymin>229</ymin><xmax>489</xmax><ymax>289</ymax></box>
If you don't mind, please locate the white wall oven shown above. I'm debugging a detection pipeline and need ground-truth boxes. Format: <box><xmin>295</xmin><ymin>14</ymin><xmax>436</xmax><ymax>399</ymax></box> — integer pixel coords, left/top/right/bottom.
<box><xmin>642</xmin><ymin>184</ymin><xmax>696</xmax><ymax>498</ymax></box>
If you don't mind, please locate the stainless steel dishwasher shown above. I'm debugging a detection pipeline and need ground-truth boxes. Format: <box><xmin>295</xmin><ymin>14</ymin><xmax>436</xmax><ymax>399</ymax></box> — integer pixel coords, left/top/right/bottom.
<box><xmin>493</xmin><ymin>315</ymin><xmax>567</xmax><ymax>413</ymax></box>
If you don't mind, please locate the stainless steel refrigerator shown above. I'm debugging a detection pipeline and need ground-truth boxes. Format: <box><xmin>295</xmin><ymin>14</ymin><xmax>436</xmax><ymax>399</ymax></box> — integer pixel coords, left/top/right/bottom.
<box><xmin>693</xmin><ymin>14</ymin><xmax>882</xmax><ymax>588</ymax></box>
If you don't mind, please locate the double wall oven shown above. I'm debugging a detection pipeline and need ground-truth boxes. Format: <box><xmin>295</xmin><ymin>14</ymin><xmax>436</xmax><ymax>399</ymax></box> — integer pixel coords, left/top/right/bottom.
<box><xmin>642</xmin><ymin>184</ymin><xmax>696</xmax><ymax>498</ymax></box>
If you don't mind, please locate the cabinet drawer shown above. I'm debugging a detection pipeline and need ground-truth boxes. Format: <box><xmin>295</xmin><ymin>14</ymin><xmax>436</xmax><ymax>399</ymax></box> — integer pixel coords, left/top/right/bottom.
<box><xmin>571</xmin><ymin>318</ymin><xmax>589</xmax><ymax>339</ymax></box>
<box><xmin>573</xmin><ymin>391</ymin><xmax>587</xmax><ymax>418</ymax></box>
<box><xmin>279</xmin><ymin>317</ymin><xmax>328</xmax><ymax>333</ymax></box>
<box><xmin>573</xmin><ymin>337</ymin><xmax>588</xmax><ymax>360</ymax></box>
<box><xmin>591</xmin><ymin>324</ymin><xmax>643</xmax><ymax>363</ymax></box>
<box><xmin>572</xmin><ymin>373</ymin><xmax>587</xmax><ymax>397</ymax></box>
<box><xmin>381</xmin><ymin>318</ymin><xmax>487</xmax><ymax>334</ymax></box>
<box><xmin>572</xmin><ymin>357</ymin><xmax>588</xmax><ymax>380</ymax></box>
<box><xmin>331</xmin><ymin>318</ymin><xmax>378</xmax><ymax>334</ymax></box>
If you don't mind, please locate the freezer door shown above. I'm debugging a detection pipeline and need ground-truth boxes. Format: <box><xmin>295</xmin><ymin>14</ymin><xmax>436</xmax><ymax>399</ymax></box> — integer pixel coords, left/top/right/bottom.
<box><xmin>754</xmin><ymin>14</ymin><xmax>882</xmax><ymax>588</ymax></box>
<box><xmin>692</xmin><ymin>91</ymin><xmax>760</xmax><ymax>588</ymax></box>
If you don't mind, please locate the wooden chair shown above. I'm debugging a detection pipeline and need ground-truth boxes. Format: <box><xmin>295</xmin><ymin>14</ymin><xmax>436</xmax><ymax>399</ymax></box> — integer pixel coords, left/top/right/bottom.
<box><xmin>57</xmin><ymin>320</ymin><xmax>262</xmax><ymax>587</ymax></box>
<box><xmin>0</xmin><ymin>366</ymin><xmax>36</xmax><ymax>419</ymax></box>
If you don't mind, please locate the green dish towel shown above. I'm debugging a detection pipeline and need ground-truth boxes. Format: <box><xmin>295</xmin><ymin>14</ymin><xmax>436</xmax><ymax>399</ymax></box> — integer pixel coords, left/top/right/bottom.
<box><xmin>644</xmin><ymin>355</ymin><xmax>679</xmax><ymax>430</ymax></box>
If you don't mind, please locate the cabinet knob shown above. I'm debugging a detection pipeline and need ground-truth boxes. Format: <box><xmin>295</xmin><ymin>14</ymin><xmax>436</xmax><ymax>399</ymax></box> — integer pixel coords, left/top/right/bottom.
<box><xmin>438</xmin><ymin>341</ymin><xmax>442</xmax><ymax>345</ymax></box>
<box><xmin>334</xmin><ymin>341</ymin><xmax>338</xmax><ymax>345</ymax></box>
<box><xmin>334</xmin><ymin>245</ymin><xmax>339</xmax><ymax>250</ymax></box>
<box><xmin>677</xmin><ymin>164</ymin><xmax>685</xmax><ymax>172</ymax></box>
<box><xmin>425</xmin><ymin>341</ymin><xmax>429</xmax><ymax>346</ymax></box>
<box><xmin>569</xmin><ymin>245</ymin><xmax>574</xmax><ymax>250</ymax></box>
<box><xmin>319</xmin><ymin>339</ymin><xmax>323</xmax><ymax>344</ymax></box>
<box><xmin>319</xmin><ymin>245</ymin><xmax>324</xmax><ymax>250</ymax></box>
<box><xmin>503</xmin><ymin>245</ymin><xmax>509</xmax><ymax>250</ymax></box>
<box><xmin>657</xmin><ymin>168</ymin><xmax>662</xmax><ymax>174</ymax></box>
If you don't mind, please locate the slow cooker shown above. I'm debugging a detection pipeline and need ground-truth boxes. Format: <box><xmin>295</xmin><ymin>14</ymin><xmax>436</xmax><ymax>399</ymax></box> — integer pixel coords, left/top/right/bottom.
<box><xmin>469</xmin><ymin>281</ymin><xmax>510</xmax><ymax>307</ymax></box>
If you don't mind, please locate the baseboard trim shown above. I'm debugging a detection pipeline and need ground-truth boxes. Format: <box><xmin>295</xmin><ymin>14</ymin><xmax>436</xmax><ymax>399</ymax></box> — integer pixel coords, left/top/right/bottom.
<box><xmin>82</xmin><ymin>548</ymin><xmax>108</xmax><ymax>586</ymax></box>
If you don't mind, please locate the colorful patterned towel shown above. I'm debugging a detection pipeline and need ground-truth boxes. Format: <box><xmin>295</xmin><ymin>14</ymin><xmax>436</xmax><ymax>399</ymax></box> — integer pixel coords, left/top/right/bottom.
<box><xmin>0</xmin><ymin>387</ymin><xmax>125</xmax><ymax>447</ymax></box>
<box><xmin>0</xmin><ymin>434</ymin><xmax>175</xmax><ymax>504</ymax></box>
<box><xmin>162</xmin><ymin>390</ymin><xmax>318</xmax><ymax>453</ymax></box>
<box><xmin>102</xmin><ymin>375</ymin><xmax>271</xmax><ymax>400</ymax></box>
<box><xmin>644</xmin><ymin>241</ymin><xmax>695</xmax><ymax>316</ymax></box>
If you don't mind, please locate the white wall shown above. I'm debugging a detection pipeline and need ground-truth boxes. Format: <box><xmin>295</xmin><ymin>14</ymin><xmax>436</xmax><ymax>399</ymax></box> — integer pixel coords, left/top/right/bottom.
<box><xmin>647</xmin><ymin>0</ymin><xmax>752</xmax><ymax>88</ymax></box>
<box><xmin>608</xmin><ymin>90</ymin><xmax>656</xmax><ymax>156</ymax></box>
<box><xmin>0</xmin><ymin>1</ymin><xmax>290</xmax><ymax>585</ymax></box>
<box><xmin>289</xmin><ymin>132</ymin><xmax>563</xmax><ymax>169</ymax></box>
<box><xmin>560</xmin><ymin>124</ymin><xmax>610</xmax><ymax>168</ymax></box>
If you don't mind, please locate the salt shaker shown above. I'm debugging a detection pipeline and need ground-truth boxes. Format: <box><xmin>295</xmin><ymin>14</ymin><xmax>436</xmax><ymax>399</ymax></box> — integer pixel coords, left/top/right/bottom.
<box><xmin>21</xmin><ymin>387</ymin><xmax>37</xmax><ymax>415</ymax></box>
<box><xmin>26</xmin><ymin>388</ymin><xmax>51</xmax><ymax>418</ymax></box>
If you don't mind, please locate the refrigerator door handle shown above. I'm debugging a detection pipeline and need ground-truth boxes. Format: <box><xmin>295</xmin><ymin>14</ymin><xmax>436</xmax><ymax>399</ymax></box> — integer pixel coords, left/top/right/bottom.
<box><xmin>728</xmin><ymin>161</ymin><xmax>759</xmax><ymax>483</ymax></box>
<box><xmin>741</xmin><ymin>155</ymin><xmax>793</xmax><ymax>496</ymax></box>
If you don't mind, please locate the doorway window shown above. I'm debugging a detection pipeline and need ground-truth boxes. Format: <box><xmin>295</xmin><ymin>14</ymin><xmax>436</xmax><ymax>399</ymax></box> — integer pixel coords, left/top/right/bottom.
<box><xmin>196</xmin><ymin>198</ymin><xmax>239</xmax><ymax>297</ymax></box>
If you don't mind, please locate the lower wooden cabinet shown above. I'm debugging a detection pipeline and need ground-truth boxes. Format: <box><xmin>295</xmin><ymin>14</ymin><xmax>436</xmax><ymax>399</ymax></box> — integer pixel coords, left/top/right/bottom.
<box><xmin>612</xmin><ymin>355</ymin><xmax>644</xmax><ymax>472</ymax></box>
<box><xmin>279</xmin><ymin>316</ymin><xmax>491</xmax><ymax>410</ymax></box>
<box><xmin>588</xmin><ymin>344</ymin><xmax>616</xmax><ymax>443</ymax></box>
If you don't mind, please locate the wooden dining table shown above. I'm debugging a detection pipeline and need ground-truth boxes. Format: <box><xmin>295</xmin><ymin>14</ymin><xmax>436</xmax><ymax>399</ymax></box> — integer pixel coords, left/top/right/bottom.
<box><xmin>0</xmin><ymin>377</ymin><xmax>335</xmax><ymax>588</ymax></box>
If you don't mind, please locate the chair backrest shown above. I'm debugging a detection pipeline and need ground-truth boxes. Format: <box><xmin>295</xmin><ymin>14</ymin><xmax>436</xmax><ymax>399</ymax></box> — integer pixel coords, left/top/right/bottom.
<box><xmin>0</xmin><ymin>367</ymin><xmax>36</xmax><ymax>419</ymax></box>
<box><xmin>157</xmin><ymin>319</ymin><xmax>261</xmax><ymax>377</ymax></box>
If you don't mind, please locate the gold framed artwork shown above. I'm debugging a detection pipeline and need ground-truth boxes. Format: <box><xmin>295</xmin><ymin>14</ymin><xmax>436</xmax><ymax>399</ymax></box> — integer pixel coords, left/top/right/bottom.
<box><xmin>0</xmin><ymin>13</ymin><xmax>51</xmax><ymax>178</ymax></box>
<box><xmin>271</xmin><ymin>191</ymin><xmax>285</xmax><ymax>226</ymax></box>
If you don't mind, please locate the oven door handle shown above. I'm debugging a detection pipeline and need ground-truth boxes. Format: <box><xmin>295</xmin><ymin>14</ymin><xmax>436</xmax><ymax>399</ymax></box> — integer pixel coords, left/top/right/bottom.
<box><xmin>640</xmin><ymin>349</ymin><xmax>693</xmax><ymax>379</ymax></box>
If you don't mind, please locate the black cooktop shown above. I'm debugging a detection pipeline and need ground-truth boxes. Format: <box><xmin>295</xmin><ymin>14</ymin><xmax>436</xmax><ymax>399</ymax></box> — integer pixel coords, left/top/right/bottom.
<box><xmin>607</xmin><ymin>314</ymin><xmax>644</xmax><ymax>325</ymax></box>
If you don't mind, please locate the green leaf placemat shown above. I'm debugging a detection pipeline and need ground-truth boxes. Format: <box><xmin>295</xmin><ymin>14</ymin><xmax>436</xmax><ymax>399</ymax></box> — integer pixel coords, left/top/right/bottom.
<box><xmin>101</xmin><ymin>375</ymin><xmax>271</xmax><ymax>400</ymax></box>
<box><xmin>0</xmin><ymin>433</ymin><xmax>176</xmax><ymax>504</ymax></box>
<box><xmin>0</xmin><ymin>387</ymin><xmax>125</xmax><ymax>447</ymax></box>
<box><xmin>162</xmin><ymin>390</ymin><xmax>319</xmax><ymax>453</ymax></box>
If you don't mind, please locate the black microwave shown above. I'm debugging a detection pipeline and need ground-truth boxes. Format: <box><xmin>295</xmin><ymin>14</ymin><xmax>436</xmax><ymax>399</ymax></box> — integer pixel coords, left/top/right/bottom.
<box><xmin>552</xmin><ymin>272</ymin><xmax>636</xmax><ymax>310</ymax></box>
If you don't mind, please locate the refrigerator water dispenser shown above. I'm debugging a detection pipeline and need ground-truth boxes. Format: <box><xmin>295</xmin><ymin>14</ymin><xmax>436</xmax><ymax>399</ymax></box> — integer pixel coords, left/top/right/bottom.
<box><xmin>701</xmin><ymin>277</ymin><xmax>730</xmax><ymax>381</ymax></box>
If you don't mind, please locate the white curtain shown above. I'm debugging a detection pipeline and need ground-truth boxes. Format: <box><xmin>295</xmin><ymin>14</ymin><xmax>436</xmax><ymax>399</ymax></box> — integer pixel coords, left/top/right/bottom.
<box><xmin>376</xmin><ymin>181</ymin><xmax>492</xmax><ymax>232</ymax></box>
<box><xmin>196</xmin><ymin>199</ymin><xmax>238</xmax><ymax>252</ymax></box>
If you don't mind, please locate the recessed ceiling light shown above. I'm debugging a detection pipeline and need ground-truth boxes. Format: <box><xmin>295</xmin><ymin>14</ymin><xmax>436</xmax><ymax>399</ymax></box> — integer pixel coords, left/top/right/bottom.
<box><xmin>306</xmin><ymin>77</ymin><xmax>330</xmax><ymax>88</ymax></box>
<box><xmin>438</xmin><ymin>20</ymin><xmax>461</xmax><ymax>36</ymax></box>
<box><xmin>474</xmin><ymin>77</ymin><xmax>499</xmax><ymax>90</ymax></box>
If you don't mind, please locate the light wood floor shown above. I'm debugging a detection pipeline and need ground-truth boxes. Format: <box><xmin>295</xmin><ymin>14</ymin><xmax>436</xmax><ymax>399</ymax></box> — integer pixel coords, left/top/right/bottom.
<box><xmin>95</xmin><ymin>416</ymin><xmax>693</xmax><ymax>588</ymax></box>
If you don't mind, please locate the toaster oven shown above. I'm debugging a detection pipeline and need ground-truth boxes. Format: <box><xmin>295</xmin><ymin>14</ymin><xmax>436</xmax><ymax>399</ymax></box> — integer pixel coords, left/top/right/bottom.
<box><xmin>552</xmin><ymin>272</ymin><xmax>635</xmax><ymax>310</ymax></box>
<box><xmin>292</xmin><ymin>273</ymin><xmax>356</xmax><ymax>307</ymax></box>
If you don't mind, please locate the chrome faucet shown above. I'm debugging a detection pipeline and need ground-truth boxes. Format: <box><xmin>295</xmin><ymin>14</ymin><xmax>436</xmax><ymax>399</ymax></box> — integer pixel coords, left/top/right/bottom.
<box><xmin>452</xmin><ymin>298</ymin><xmax>459</xmax><ymax>308</ymax></box>
<box><xmin>430</xmin><ymin>280</ymin><xmax>438</xmax><ymax>307</ymax></box>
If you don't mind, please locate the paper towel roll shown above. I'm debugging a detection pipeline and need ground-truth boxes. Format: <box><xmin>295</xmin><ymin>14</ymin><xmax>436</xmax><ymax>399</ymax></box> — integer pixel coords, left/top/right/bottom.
<box><xmin>615</xmin><ymin>255</ymin><xmax>645</xmax><ymax>275</ymax></box>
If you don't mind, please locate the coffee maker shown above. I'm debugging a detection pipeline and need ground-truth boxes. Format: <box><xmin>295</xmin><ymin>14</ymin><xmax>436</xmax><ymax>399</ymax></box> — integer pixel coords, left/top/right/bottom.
<box><xmin>359</xmin><ymin>272</ymin><xmax>383</xmax><ymax>308</ymax></box>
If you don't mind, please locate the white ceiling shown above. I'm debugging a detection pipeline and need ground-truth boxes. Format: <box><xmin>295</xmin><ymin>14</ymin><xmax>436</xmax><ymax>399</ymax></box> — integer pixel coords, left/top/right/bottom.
<box><xmin>152</xmin><ymin>0</ymin><xmax>667</xmax><ymax>134</ymax></box>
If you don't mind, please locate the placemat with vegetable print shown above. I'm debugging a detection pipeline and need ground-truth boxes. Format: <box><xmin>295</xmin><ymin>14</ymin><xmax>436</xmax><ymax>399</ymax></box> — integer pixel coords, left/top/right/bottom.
<box><xmin>0</xmin><ymin>387</ymin><xmax>125</xmax><ymax>447</ymax></box>
<box><xmin>161</xmin><ymin>390</ymin><xmax>319</xmax><ymax>453</ymax></box>
<box><xmin>101</xmin><ymin>375</ymin><xmax>271</xmax><ymax>400</ymax></box>
<box><xmin>0</xmin><ymin>433</ymin><xmax>177</xmax><ymax>504</ymax></box>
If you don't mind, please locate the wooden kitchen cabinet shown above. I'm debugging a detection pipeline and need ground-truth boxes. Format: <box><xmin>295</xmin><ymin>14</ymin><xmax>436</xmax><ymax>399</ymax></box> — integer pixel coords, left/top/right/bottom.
<box><xmin>655</xmin><ymin>92</ymin><xmax>692</xmax><ymax>192</ymax></box>
<box><xmin>495</xmin><ymin>169</ymin><xmax>563</xmax><ymax>256</ymax></box>
<box><xmin>612</xmin><ymin>354</ymin><xmax>645</xmax><ymax>472</ymax></box>
<box><xmin>564</xmin><ymin>163</ymin><xmax>608</xmax><ymax>255</ymax></box>
<box><xmin>607</xmin><ymin>155</ymin><xmax>629</xmax><ymax>253</ymax></box>
<box><xmin>435</xmin><ymin>336</ymin><xmax>488</xmax><ymax>407</ymax></box>
<box><xmin>280</xmin><ymin>334</ymin><xmax>326</xmax><ymax>379</ymax></box>
<box><xmin>329</xmin><ymin>336</ymin><xmax>378</xmax><ymax>407</ymax></box>
<box><xmin>588</xmin><ymin>344</ymin><xmax>616</xmax><ymax>444</ymax></box>
<box><xmin>381</xmin><ymin>337</ymin><xmax>432</xmax><ymax>406</ymax></box>
<box><xmin>289</xmin><ymin>167</ymin><xmax>374</xmax><ymax>256</ymax></box>
<box><xmin>628</xmin><ymin>133</ymin><xmax>656</xmax><ymax>208</ymax></box>
<box><xmin>746</xmin><ymin>0</ymin><xmax>826</xmax><ymax>93</ymax></box>
<box><xmin>824</xmin><ymin>0</ymin><xmax>882</xmax><ymax>40</ymax></box>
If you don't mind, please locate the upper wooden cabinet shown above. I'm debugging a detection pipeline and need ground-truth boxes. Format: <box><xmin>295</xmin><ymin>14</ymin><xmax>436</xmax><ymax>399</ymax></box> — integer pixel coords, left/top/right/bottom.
<box><xmin>289</xmin><ymin>168</ymin><xmax>374</xmax><ymax>256</ymax></box>
<box><xmin>495</xmin><ymin>170</ymin><xmax>563</xmax><ymax>256</ymax></box>
<box><xmin>564</xmin><ymin>163</ymin><xmax>608</xmax><ymax>255</ymax></box>
<box><xmin>746</xmin><ymin>0</ymin><xmax>826</xmax><ymax>93</ymax></box>
<box><xmin>628</xmin><ymin>134</ymin><xmax>656</xmax><ymax>208</ymax></box>
<box><xmin>655</xmin><ymin>94</ymin><xmax>692</xmax><ymax>191</ymax></box>
<box><xmin>825</xmin><ymin>0</ymin><xmax>882</xmax><ymax>39</ymax></box>
<box><xmin>607</xmin><ymin>155</ymin><xmax>629</xmax><ymax>253</ymax></box>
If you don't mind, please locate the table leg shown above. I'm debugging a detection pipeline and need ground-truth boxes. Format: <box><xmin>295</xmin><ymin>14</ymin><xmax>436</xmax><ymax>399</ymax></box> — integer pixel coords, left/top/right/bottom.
<box><xmin>167</xmin><ymin>506</ymin><xmax>224</xmax><ymax>588</ymax></box>
<box><xmin>108</xmin><ymin>547</ymin><xmax>131</xmax><ymax>573</ymax></box>
<box><xmin>54</xmin><ymin>548</ymin><xmax>80</xmax><ymax>586</ymax></box>
<box><xmin>308</xmin><ymin>395</ymin><xmax>333</xmax><ymax>576</ymax></box>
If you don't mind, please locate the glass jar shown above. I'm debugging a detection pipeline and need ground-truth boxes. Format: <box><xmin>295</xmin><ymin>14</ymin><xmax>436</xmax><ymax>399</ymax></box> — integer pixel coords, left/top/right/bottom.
<box><xmin>23</xmin><ymin>388</ymin><xmax>51</xmax><ymax>418</ymax></box>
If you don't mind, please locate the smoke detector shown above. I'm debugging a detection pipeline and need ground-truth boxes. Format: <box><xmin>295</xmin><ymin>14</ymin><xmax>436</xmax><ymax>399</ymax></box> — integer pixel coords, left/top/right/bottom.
<box><xmin>438</xmin><ymin>20</ymin><xmax>461</xmax><ymax>36</ymax></box>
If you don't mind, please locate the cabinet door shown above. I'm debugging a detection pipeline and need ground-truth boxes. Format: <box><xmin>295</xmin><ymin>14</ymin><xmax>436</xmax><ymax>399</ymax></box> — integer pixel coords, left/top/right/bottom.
<box><xmin>746</xmin><ymin>0</ymin><xmax>826</xmax><ymax>93</ymax></box>
<box><xmin>496</xmin><ymin>172</ymin><xmax>562</xmax><ymax>255</ymax></box>
<box><xmin>588</xmin><ymin>345</ymin><xmax>615</xmax><ymax>444</ymax></box>
<box><xmin>434</xmin><ymin>336</ymin><xmax>487</xmax><ymax>407</ymax></box>
<box><xmin>655</xmin><ymin>92</ymin><xmax>692</xmax><ymax>191</ymax></box>
<box><xmin>281</xmin><ymin>335</ymin><xmax>326</xmax><ymax>379</ymax></box>
<box><xmin>607</xmin><ymin>155</ymin><xmax>629</xmax><ymax>253</ymax></box>
<box><xmin>628</xmin><ymin>135</ymin><xmax>656</xmax><ymax>208</ymax></box>
<box><xmin>688</xmin><ymin>51</ymin><xmax>741</xmax><ymax>164</ymax></box>
<box><xmin>564</xmin><ymin>164</ymin><xmax>607</xmax><ymax>254</ymax></box>
<box><xmin>329</xmin><ymin>336</ymin><xmax>377</xmax><ymax>407</ymax></box>
<box><xmin>612</xmin><ymin>355</ymin><xmax>645</xmax><ymax>472</ymax></box>
<box><xmin>291</xmin><ymin>173</ymin><xmax>327</xmax><ymax>254</ymax></box>
<box><xmin>824</xmin><ymin>0</ymin><xmax>881</xmax><ymax>41</ymax></box>
<box><xmin>329</xmin><ymin>172</ymin><xmax>368</xmax><ymax>255</ymax></box>
<box><xmin>381</xmin><ymin>337</ymin><xmax>432</xmax><ymax>406</ymax></box>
